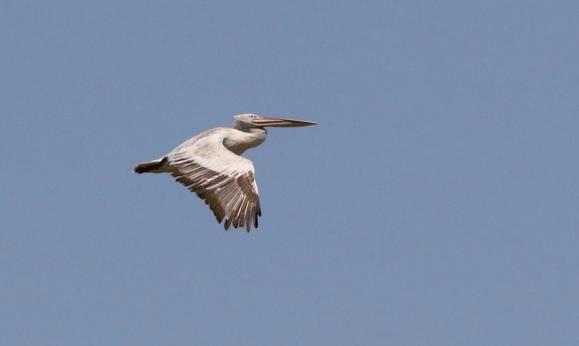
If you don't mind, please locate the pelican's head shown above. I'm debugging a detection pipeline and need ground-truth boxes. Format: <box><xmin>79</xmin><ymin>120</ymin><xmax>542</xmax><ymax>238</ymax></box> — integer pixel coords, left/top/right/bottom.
<box><xmin>234</xmin><ymin>114</ymin><xmax>317</xmax><ymax>130</ymax></box>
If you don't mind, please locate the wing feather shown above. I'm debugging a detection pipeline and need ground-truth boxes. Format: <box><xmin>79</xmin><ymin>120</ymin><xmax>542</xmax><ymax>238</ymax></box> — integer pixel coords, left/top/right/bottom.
<box><xmin>165</xmin><ymin>131</ymin><xmax>261</xmax><ymax>231</ymax></box>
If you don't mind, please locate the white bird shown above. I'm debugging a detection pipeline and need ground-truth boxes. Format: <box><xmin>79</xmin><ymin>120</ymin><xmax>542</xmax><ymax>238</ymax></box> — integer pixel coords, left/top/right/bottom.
<box><xmin>134</xmin><ymin>114</ymin><xmax>317</xmax><ymax>231</ymax></box>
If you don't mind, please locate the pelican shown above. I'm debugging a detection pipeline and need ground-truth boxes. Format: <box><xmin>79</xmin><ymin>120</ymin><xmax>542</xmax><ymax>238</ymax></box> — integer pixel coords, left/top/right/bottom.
<box><xmin>134</xmin><ymin>114</ymin><xmax>317</xmax><ymax>231</ymax></box>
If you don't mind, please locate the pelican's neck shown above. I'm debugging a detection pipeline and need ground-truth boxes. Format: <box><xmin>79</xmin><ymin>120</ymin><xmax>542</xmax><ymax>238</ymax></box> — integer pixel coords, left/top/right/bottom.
<box><xmin>243</xmin><ymin>128</ymin><xmax>267</xmax><ymax>144</ymax></box>
<box><xmin>224</xmin><ymin>127</ymin><xmax>267</xmax><ymax>155</ymax></box>
<box><xmin>246</xmin><ymin>127</ymin><xmax>267</xmax><ymax>136</ymax></box>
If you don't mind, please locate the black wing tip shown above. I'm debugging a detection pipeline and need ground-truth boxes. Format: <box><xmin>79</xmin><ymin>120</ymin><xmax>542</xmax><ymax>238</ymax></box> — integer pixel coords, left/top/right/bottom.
<box><xmin>220</xmin><ymin>217</ymin><xmax>260</xmax><ymax>232</ymax></box>
<box><xmin>133</xmin><ymin>157</ymin><xmax>168</xmax><ymax>174</ymax></box>
<box><xmin>133</xmin><ymin>165</ymin><xmax>145</xmax><ymax>174</ymax></box>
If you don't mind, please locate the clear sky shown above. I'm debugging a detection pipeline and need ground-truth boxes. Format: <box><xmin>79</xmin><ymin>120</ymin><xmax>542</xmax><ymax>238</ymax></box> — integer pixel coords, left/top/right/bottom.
<box><xmin>1</xmin><ymin>1</ymin><xmax>578</xmax><ymax>345</ymax></box>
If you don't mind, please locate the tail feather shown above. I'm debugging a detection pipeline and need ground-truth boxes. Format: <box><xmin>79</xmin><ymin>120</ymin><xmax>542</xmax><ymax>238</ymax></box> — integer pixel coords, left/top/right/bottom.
<box><xmin>133</xmin><ymin>157</ymin><xmax>168</xmax><ymax>174</ymax></box>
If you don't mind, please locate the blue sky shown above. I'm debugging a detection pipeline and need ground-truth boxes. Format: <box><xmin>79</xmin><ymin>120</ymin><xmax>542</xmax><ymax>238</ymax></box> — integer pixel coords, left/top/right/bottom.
<box><xmin>1</xmin><ymin>1</ymin><xmax>578</xmax><ymax>345</ymax></box>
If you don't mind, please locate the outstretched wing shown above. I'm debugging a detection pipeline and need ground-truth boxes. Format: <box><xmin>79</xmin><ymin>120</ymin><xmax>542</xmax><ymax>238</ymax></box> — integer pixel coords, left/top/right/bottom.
<box><xmin>166</xmin><ymin>131</ymin><xmax>261</xmax><ymax>231</ymax></box>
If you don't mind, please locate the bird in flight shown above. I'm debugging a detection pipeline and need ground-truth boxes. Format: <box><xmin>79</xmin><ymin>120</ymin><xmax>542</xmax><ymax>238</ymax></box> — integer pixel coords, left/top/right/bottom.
<box><xmin>134</xmin><ymin>114</ymin><xmax>317</xmax><ymax>231</ymax></box>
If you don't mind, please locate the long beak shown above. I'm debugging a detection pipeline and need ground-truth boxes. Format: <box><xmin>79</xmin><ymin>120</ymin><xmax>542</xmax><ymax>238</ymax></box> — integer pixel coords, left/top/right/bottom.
<box><xmin>251</xmin><ymin>116</ymin><xmax>317</xmax><ymax>128</ymax></box>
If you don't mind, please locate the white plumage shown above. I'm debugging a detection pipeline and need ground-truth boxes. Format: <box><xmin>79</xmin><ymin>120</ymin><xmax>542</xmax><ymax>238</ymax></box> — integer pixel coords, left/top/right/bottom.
<box><xmin>134</xmin><ymin>114</ymin><xmax>317</xmax><ymax>231</ymax></box>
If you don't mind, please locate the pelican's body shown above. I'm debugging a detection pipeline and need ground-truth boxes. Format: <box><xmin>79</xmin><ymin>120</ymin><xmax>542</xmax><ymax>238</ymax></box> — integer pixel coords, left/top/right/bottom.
<box><xmin>134</xmin><ymin>114</ymin><xmax>317</xmax><ymax>231</ymax></box>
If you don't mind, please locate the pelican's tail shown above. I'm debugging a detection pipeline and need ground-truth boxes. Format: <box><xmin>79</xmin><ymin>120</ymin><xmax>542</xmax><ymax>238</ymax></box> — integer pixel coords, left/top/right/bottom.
<box><xmin>133</xmin><ymin>157</ymin><xmax>168</xmax><ymax>174</ymax></box>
